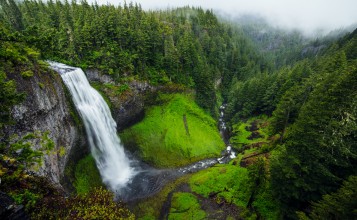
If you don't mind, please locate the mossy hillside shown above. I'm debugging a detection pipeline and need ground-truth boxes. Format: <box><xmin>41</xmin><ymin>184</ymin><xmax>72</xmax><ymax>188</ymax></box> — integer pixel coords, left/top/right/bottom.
<box><xmin>188</xmin><ymin>161</ymin><xmax>279</xmax><ymax>219</ymax></box>
<box><xmin>133</xmin><ymin>123</ymin><xmax>278</xmax><ymax>219</ymax></box>
<box><xmin>189</xmin><ymin>163</ymin><xmax>250</xmax><ymax>207</ymax></box>
<box><xmin>133</xmin><ymin>173</ymin><xmax>194</xmax><ymax>219</ymax></box>
<box><xmin>74</xmin><ymin>154</ymin><xmax>103</xmax><ymax>195</ymax></box>
<box><xmin>120</xmin><ymin>94</ymin><xmax>225</xmax><ymax>167</ymax></box>
<box><xmin>168</xmin><ymin>192</ymin><xmax>206</xmax><ymax>220</ymax></box>
<box><xmin>230</xmin><ymin>115</ymin><xmax>270</xmax><ymax>149</ymax></box>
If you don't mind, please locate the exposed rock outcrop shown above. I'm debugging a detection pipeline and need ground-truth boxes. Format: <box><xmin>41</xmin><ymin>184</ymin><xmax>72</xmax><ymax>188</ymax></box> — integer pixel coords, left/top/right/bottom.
<box><xmin>5</xmin><ymin>67</ymin><xmax>87</xmax><ymax>186</ymax></box>
<box><xmin>84</xmin><ymin>70</ymin><xmax>155</xmax><ymax>131</ymax></box>
<box><xmin>85</xmin><ymin>69</ymin><xmax>114</xmax><ymax>84</ymax></box>
<box><xmin>0</xmin><ymin>191</ymin><xmax>28</xmax><ymax>220</ymax></box>
<box><xmin>3</xmin><ymin>66</ymin><xmax>154</xmax><ymax>187</ymax></box>
<box><xmin>113</xmin><ymin>80</ymin><xmax>154</xmax><ymax>131</ymax></box>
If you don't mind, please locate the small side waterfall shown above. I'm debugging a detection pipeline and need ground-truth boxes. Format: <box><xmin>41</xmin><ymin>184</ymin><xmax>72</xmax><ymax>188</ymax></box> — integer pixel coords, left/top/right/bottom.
<box><xmin>49</xmin><ymin>62</ymin><xmax>136</xmax><ymax>192</ymax></box>
<box><xmin>218</xmin><ymin>104</ymin><xmax>236</xmax><ymax>163</ymax></box>
<box><xmin>50</xmin><ymin>61</ymin><xmax>238</xmax><ymax>201</ymax></box>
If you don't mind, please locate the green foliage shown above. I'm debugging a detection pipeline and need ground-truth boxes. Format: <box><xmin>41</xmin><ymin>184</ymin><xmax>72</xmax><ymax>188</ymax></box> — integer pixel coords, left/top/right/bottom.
<box><xmin>0</xmin><ymin>21</ymin><xmax>44</xmax><ymax>131</ymax></box>
<box><xmin>120</xmin><ymin>93</ymin><xmax>225</xmax><ymax>167</ymax></box>
<box><xmin>20</xmin><ymin>70</ymin><xmax>34</xmax><ymax>78</ymax></box>
<box><xmin>0</xmin><ymin>0</ymin><xmax>23</xmax><ymax>31</ymax></box>
<box><xmin>0</xmin><ymin>21</ymin><xmax>59</xmax><ymax>215</ymax></box>
<box><xmin>11</xmin><ymin>189</ymin><xmax>40</xmax><ymax>210</ymax></box>
<box><xmin>133</xmin><ymin>173</ymin><xmax>195</xmax><ymax>219</ymax></box>
<box><xmin>3</xmin><ymin>2</ymin><xmax>267</xmax><ymax>113</ymax></box>
<box><xmin>0</xmin><ymin>71</ymin><xmax>25</xmax><ymax>127</ymax></box>
<box><xmin>220</xmin><ymin>29</ymin><xmax>357</xmax><ymax>218</ymax></box>
<box><xmin>3</xmin><ymin>131</ymin><xmax>54</xmax><ymax>172</ymax></box>
<box><xmin>33</xmin><ymin>187</ymin><xmax>135</xmax><ymax>219</ymax></box>
<box><xmin>101</xmin><ymin>83</ymin><xmax>130</xmax><ymax>96</ymax></box>
<box><xmin>38</xmin><ymin>82</ymin><xmax>45</xmax><ymax>89</ymax></box>
<box><xmin>238</xmin><ymin>16</ymin><xmax>316</xmax><ymax>69</ymax></box>
<box><xmin>246</xmin><ymin>158</ymin><xmax>280</xmax><ymax>219</ymax></box>
<box><xmin>168</xmin><ymin>192</ymin><xmax>206</xmax><ymax>220</ymax></box>
<box><xmin>74</xmin><ymin>154</ymin><xmax>103</xmax><ymax>195</ymax></box>
<box><xmin>0</xmin><ymin>131</ymin><xmax>55</xmax><ymax>212</ymax></box>
<box><xmin>189</xmin><ymin>164</ymin><xmax>250</xmax><ymax>207</ymax></box>
<box><xmin>1</xmin><ymin>1</ymin><xmax>356</xmax><ymax>218</ymax></box>
<box><xmin>0</xmin><ymin>15</ymin><xmax>134</xmax><ymax>219</ymax></box>
<box><xmin>189</xmin><ymin>160</ymin><xmax>279</xmax><ymax>219</ymax></box>
<box><xmin>229</xmin><ymin>116</ymin><xmax>270</xmax><ymax>149</ymax></box>
<box><xmin>58</xmin><ymin>146</ymin><xmax>66</xmax><ymax>157</ymax></box>
<box><xmin>226</xmin><ymin>73</ymin><xmax>274</xmax><ymax>120</ymax></box>
<box><xmin>308</xmin><ymin>175</ymin><xmax>357</xmax><ymax>220</ymax></box>
<box><xmin>252</xmin><ymin>187</ymin><xmax>280</xmax><ymax>219</ymax></box>
<box><xmin>270</xmin><ymin>35</ymin><xmax>357</xmax><ymax>217</ymax></box>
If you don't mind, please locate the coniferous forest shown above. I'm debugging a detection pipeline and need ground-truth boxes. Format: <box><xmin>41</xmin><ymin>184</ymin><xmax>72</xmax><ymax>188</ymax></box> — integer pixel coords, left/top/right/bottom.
<box><xmin>0</xmin><ymin>0</ymin><xmax>356</xmax><ymax>219</ymax></box>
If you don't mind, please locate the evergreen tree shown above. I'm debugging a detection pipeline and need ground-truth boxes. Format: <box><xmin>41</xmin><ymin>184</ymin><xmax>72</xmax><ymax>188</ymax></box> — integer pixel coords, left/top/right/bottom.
<box><xmin>308</xmin><ymin>176</ymin><xmax>357</xmax><ymax>220</ymax></box>
<box><xmin>271</xmin><ymin>51</ymin><xmax>357</xmax><ymax>218</ymax></box>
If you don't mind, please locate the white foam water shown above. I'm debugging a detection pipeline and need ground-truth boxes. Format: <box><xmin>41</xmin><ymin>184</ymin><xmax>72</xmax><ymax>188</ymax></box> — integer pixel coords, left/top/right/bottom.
<box><xmin>50</xmin><ymin>61</ymin><xmax>238</xmax><ymax>201</ymax></box>
<box><xmin>49</xmin><ymin>61</ymin><xmax>136</xmax><ymax>192</ymax></box>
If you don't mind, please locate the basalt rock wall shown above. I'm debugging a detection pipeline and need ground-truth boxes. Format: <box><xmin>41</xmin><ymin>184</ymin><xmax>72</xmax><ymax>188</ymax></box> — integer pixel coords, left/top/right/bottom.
<box><xmin>85</xmin><ymin>69</ymin><xmax>155</xmax><ymax>131</ymax></box>
<box><xmin>4</xmin><ymin>67</ymin><xmax>87</xmax><ymax>186</ymax></box>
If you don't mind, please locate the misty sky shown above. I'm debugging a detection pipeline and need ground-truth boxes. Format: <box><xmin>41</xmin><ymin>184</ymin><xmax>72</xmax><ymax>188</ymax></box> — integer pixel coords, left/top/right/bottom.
<box><xmin>88</xmin><ymin>0</ymin><xmax>357</xmax><ymax>35</ymax></box>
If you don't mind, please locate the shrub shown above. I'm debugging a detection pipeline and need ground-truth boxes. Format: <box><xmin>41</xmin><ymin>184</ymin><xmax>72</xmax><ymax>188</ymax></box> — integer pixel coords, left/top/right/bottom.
<box><xmin>21</xmin><ymin>70</ymin><xmax>34</xmax><ymax>78</ymax></box>
<box><xmin>33</xmin><ymin>187</ymin><xmax>135</xmax><ymax>219</ymax></box>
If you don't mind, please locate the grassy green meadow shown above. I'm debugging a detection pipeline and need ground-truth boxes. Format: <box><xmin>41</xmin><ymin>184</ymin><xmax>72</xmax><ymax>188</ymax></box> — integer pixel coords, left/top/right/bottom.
<box><xmin>120</xmin><ymin>93</ymin><xmax>225</xmax><ymax>167</ymax></box>
<box><xmin>168</xmin><ymin>192</ymin><xmax>206</xmax><ymax>220</ymax></box>
<box><xmin>74</xmin><ymin>154</ymin><xmax>103</xmax><ymax>195</ymax></box>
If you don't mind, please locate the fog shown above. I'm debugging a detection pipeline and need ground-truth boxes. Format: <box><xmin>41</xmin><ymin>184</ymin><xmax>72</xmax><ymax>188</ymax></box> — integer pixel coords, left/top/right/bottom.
<box><xmin>88</xmin><ymin>0</ymin><xmax>357</xmax><ymax>35</ymax></box>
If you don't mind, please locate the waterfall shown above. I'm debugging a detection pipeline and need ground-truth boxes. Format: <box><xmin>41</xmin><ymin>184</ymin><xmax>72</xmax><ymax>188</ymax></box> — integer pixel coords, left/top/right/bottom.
<box><xmin>48</xmin><ymin>62</ymin><xmax>237</xmax><ymax>201</ymax></box>
<box><xmin>218</xmin><ymin>104</ymin><xmax>236</xmax><ymax>163</ymax></box>
<box><xmin>49</xmin><ymin>62</ymin><xmax>136</xmax><ymax>192</ymax></box>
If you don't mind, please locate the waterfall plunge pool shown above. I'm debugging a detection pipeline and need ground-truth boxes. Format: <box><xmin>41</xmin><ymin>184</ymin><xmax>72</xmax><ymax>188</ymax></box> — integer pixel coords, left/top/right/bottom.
<box><xmin>49</xmin><ymin>61</ymin><xmax>235</xmax><ymax>202</ymax></box>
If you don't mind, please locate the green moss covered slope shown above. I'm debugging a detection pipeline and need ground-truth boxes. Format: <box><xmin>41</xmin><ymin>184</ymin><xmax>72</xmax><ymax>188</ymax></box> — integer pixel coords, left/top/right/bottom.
<box><xmin>120</xmin><ymin>93</ymin><xmax>225</xmax><ymax>167</ymax></box>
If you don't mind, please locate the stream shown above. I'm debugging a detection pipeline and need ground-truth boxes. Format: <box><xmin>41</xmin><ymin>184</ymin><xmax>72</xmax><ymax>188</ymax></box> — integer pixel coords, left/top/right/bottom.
<box><xmin>50</xmin><ymin>61</ymin><xmax>235</xmax><ymax>202</ymax></box>
<box><xmin>113</xmin><ymin>106</ymin><xmax>236</xmax><ymax>201</ymax></box>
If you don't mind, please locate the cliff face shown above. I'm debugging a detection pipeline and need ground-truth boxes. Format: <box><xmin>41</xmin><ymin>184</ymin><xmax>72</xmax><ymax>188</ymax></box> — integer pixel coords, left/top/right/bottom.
<box><xmin>5</xmin><ymin>68</ymin><xmax>87</xmax><ymax>185</ymax></box>
<box><xmin>112</xmin><ymin>80</ymin><xmax>154</xmax><ymax>131</ymax></box>
<box><xmin>85</xmin><ymin>69</ymin><xmax>155</xmax><ymax>131</ymax></box>
<box><xmin>3</xmin><ymin>67</ymin><xmax>152</xmax><ymax>187</ymax></box>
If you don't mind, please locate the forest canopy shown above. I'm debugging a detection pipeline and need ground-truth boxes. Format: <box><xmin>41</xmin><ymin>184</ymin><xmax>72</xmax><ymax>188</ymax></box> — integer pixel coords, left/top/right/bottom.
<box><xmin>0</xmin><ymin>0</ymin><xmax>356</xmax><ymax>219</ymax></box>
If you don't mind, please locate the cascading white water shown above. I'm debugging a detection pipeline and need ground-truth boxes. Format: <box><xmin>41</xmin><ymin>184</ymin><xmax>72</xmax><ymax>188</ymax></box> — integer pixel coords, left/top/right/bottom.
<box><xmin>48</xmin><ymin>62</ymin><xmax>238</xmax><ymax>201</ymax></box>
<box><xmin>218</xmin><ymin>104</ymin><xmax>236</xmax><ymax>162</ymax></box>
<box><xmin>48</xmin><ymin>62</ymin><xmax>136</xmax><ymax>192</ymax></box>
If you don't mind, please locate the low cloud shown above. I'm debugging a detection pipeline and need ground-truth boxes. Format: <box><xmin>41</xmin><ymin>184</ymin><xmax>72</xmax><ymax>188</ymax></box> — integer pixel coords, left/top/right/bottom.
<box><xmin>89</xmin><ymin>0</ymin><xmax>357</xmax><ymax>35</ymax></box>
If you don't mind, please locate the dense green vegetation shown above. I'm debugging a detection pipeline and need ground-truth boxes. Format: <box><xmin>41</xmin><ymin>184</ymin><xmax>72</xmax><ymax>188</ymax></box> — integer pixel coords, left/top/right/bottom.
<box><xmin>0</xmin><ymin>8</ymin><xmax>134</xmax><ymax>218</ymax></box>
<box><xmin>0</xmin><ymin>17</ymin><xmax>54</xmax><ymax>212</ymax></box>
<box><xmin>229</xmin><ymin>115</ymin><xmax>271</xmax><ymax>149</ymax></box>
<box><xmin>132</xmin><ymin>144</ymin><xmax>279</xmax><ymax>219</ymax></box>
<box><xmin>32</xmin><ymin>187</ymin><xmax>135</xmax><ymax>219</ymax></box>
<box><xmin>1</xmin><ymin>0</ymin><xmax>356</xmax><ymax>219</ymax></box>
<box><xmin>225</xmin><ymin>28</ymin><xmax>357</xmax><ymax>218</ymax></box>
<box><xmin>305</xmin><ymin>175</ymin><xmax>357</xmax><ymax>219</ymax></box>
<box><xmin>168</xmin><ymin>192</ymin><xmax>206</xmax><ymax>220</ymax></box>
<box><xmin>120</xmin><ymin>93</ymin><xmax>225</xmax><ymax>167</ymax></box>
<box><xmin>189</xmin><ymin>158</ymin><xmax>279</xmax><ymax>219</ymax></box>
<box><xmin>190</xmin><ymin>163</ymin><xmax>250</xmax><ymax>206</ymax></box>
<box><xmin>74</xmin><ymin>154</ymin><xmax>103</xmax><ymax>195</ymax></box>
<box><xmin>1</xmin><ymin>0</ymin><xmax>269</xmax><ymax>114</ymax></box>
<box><xmin>234</xmin><ymin>15</ymin><xmax>316</xmax><ymax>68</ymax></box>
